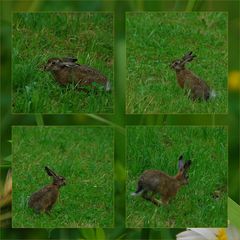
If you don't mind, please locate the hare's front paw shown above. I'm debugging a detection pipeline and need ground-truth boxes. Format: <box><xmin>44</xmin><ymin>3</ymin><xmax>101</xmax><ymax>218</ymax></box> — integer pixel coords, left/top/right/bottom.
<box><xmin>152</xmin><ymin>198</ymin><xmax>162</xmax><ymax>206</ymax></box>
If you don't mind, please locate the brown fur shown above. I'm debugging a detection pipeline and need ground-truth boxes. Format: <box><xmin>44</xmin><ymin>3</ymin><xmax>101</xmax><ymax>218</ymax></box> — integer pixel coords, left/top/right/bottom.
<box><xmin>171</xmin><ymin>52</ymin><xmax>211</xmax><ymax>101</ymax></box>
<box><xmin>28</xmin><ymin>167</ymin><xmax>66</xmax><ymax>214</ymax></box>
<box><xmin>133</xmin><ymin>156</ymin><xmax>191</xmax><ymax>206</ymax></box>
<box><xmin>44</xmin><ymin>57</ymin><xmax>111</xmax><ymax>91</ymax></box>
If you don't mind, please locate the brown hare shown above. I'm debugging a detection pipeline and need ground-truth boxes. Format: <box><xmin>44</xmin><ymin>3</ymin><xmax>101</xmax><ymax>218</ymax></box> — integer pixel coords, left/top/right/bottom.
<box><xmin>44</xmin><ymin>57</ymin><xmax>111</xmax><ymax>92</ymax></box>
<box><xmin>170</xmin><ymin>52</ymin><xmax>215</xmax><ymax>101</ymax></box>
<box><xmin>28</xmin><ymin>166</ymin><xmax>66</xmax><ymax>214</ymax></box>
<box><xmin>131</xmin><ymin>155</ymin><xmax>191</xmax><ymax>205</ymax></box>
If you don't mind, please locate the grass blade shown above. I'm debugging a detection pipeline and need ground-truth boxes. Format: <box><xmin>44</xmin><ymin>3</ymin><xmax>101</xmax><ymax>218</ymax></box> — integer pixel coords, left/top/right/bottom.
<box><xmin>35</xmin><ymin>113</ymin><xmax>44</xmax><ymax>126</ymax></box>
<box><xmin>185</xmin><ymin>0</ymin><xmax>198</xmax><ymax>11</ymax></box>
<box><xmin>228</xmin><ymin>197</ymin><xmax>240</xmax><ymax>231</ymax></box>
<box><xmin>95</xmin><ymin>228</ymin><xmax>106</xmax><ymax>240</ymax></box>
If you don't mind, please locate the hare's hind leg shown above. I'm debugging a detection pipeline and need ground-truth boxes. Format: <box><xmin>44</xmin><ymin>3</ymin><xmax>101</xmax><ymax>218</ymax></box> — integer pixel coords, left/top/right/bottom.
<box><xmin>33</xmin><ymin>206</ymin><xmax>42</xmax><ymax>214</ymax></box>
<box><xmin>31</xmin><ymin>203</ymin><xmax>44</xmax><ymax>214</ymax></box>
<box><xmin>161</xmin><ymin>195</ymin><xmax>170</xmax><ymax>205</ymax></box>
<box><xmin>45</xmin><ymin>203</ymin><xmax>54</xmax><ymax>215</ymax></box>
<box><xmin>150</xmin><ymin>193</ymin><xmax>162</xmax><ymax>206</ymax></box>
<box><xmin>142</xmin><ymin>191</ymin><xmax>161</xmax><ymax>206</ymax></box>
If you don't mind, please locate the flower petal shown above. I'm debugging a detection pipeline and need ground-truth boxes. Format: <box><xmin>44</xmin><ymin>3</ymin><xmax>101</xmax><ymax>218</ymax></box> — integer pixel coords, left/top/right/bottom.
<box><xmin>227</xmin><ymin>226</ymin><xmax>240</xmax><ymax>240</ymax></box>
<box><xmin>177</xmin><ymin>228</ymin><xmax>220</xmax><ymax>240</ymax></box>
<box><xmin>177</xmin><ymin>230</ymin><xmax>208</xmax><ymax>240</ymax></box>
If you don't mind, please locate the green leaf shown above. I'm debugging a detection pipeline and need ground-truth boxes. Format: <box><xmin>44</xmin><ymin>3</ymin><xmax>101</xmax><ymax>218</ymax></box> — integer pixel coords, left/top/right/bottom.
<box><xmin>95</xmin><ymin>228</ymin><xmax>106</xmax><ymax>240</ymax></box>
<box><xmin>228</xmin><ymin>197</ymin><xmax>240</xmax><ymax>231</ymax></box>
<box><xmin>4</xmin><ymin>155</ymin><xmax>12</xmax><ymax>162</ymax></box>
<box><xmin>35</xmin><ymin>113</ymin><xmax>44</xmax><ymax>126</ymax></box>
<box><xmin>185</xmin><ymin>0</ymin><xmax>198</xmax><ymax>11</ymax></box>
<box><xmin>81</xmin><ymin>229</ymin><xmax>96</xmax><ymax>240</ymax></box>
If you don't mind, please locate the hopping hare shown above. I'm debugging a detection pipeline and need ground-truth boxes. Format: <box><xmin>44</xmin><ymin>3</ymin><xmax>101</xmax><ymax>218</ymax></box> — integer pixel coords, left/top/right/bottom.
<box><xmin>28</xmin><ymin>166</ymin><xmax>66</xmax><ymax>214</ymax></box>
<box><xmin>170</xmin><ymin>52</ymin><xmax>215</xmax><ymax>101</ymax></box>
<box><xmin>44</xmin><ymin>57</ymin><xmax>111</xmax><ymax>92</ymax></box>
<box><xmin>131</xmin><ymin>155</ymin><xmax>191</xmax><ymax>205</ymax></box>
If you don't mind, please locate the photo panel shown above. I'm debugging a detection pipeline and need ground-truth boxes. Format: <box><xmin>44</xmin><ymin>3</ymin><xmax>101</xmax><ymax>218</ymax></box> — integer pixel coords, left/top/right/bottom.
<box><xmin>12</xmin><ymin>126</ymin><xmax>114</xmax><ymax>228</ymax></box>
<box><xmin>126</xmin><ymin>126</ymin><xmax>228</xmax><ymax>228</ymax></box>
<box><xmin>126</xmin><ymin>12</ymin><xmax>228</xmax><ymax>114</ymax></box>
<box><xmin>12</xmin><ymin>12</ymin><xmax>113</xmax><ymax>114</ymax></box>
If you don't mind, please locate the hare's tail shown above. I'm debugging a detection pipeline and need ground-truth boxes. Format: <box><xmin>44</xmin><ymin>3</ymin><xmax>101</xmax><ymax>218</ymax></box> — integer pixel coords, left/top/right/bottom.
<box><xmin>210</xmin><ymin>89</ymin><xmax>216</xmax><ymax>99</ymax></box>
<box><xmin>131</xmin><ymin>184</ymin><xmax>144</xmax><ymax>197</ymax></box>
<box><xmin>105</xmin><ymin>81</ymin><xmax>111</xmax><ymax>92</ymax></box>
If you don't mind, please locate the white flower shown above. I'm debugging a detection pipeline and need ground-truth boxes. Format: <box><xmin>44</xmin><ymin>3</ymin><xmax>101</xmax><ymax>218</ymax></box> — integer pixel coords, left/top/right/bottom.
<box><xmin>176</xmin><ymin>226</ymin><xmax>240</xmax><ymax>240</ymax></box>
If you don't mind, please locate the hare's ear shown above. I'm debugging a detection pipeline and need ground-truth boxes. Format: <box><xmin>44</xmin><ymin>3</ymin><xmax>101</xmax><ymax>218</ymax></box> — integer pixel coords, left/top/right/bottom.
<box><xmin>182</xmin><ymin>51</ymin><xmax>193</xmax><ymax>59</ymax></box>
<box><xmin>45</xmin><ymin>166</ymin><xmax>57</xmax><ymax>177</ymax></box>
<box><xmin>182</xmin><ymin>51</ymin><xmax>194</xmax><ymax>59</ymax></box>
<box><xmin>62</xmin><ymin>57</ymin><xmax>77</xmax><ymax>62</ymax></box>
<box><xmin>184</xmin><ymin>160</ymin><xmax>192</xmax><ymax>170</ymax></box>
<box><xmin>56</xmin><ymin>62</ymin><xmax>70</xmax><ymax>68</ymax></box>
<box><xmin>181</xmin><ymin>52</ymin><xmax>196</xmax><ymax>66</ymax></box>
<box><xmin>62</xmin><ymin>62</ymin><xmax>78</xmax><ymax>68</ymax></box>
<box><xmin>178</xmin><ymin>155</ymin><xmax>184</xmax><ymax>170</ymax></box>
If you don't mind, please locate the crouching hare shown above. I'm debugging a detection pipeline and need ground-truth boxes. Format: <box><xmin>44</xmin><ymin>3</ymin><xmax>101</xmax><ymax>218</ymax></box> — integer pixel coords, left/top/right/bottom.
<box><xmin>170</xmin><ymin>52</ymin><xmax>215</xmax><ymax>101</ymax></box>
<box><xmin>44</xmin><ymin>57</ymin><xmax>111</xmax><ymax>92</ymax></box>
<box><xmin>131</xmin><ymin>155</ymin><xmax>191</xmax><ymax>205</ymax></box>
<box><xmin>28</xmin><ymin>166</ymin><xmax>66</xmax><ymax>214</ymax></box>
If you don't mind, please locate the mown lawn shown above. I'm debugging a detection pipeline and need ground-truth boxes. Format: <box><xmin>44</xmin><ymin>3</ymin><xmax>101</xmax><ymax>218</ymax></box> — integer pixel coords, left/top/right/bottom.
<box><xmin>126</xmin><ymin>126</ymin><xmax>228</xmax><ymax>228</ymax></box>
<box><xmin>12</xmin><ymin>13</ymin><xmax>113</xmax><ymax>113</ymax></box>
<box><xmin>126</xmin><ymin>12</ymin><xmax>227</xmax><ymax>113</ymax></box>
<box><xmin>12</xmin><ymin>126</ymin><xmax>114</xmax><ymax>228</ymax></box>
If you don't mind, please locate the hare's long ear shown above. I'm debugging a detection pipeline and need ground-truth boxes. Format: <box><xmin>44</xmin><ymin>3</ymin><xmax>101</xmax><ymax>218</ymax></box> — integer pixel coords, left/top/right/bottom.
<box><xmin>62</xmin><ymin>57</ymin><xmax>77</xmax><ymax>62</ymax></box>
<box><xmin>54</xmin><ymin>61</ymin><xmax>73</xmax><ymax>68</ymax></box>
<box><xmin>183</xmin><ymin>160</ymin><xmax>192</xmax><ymax>171</ymax></box>
<box><xmin>180</xmin><ymin>52</ymin><xmax>196</xmax><ymax>66</ymax></box>
<box><xmin>183</xmin><ymin>51</ymin><xmax>193</xmax><ymax>58</ymax></box>
<box><xmin>61</xmin><ymin>62</ymin><xmax>78</xmax><ymax>68</ymax></box>
<box><xmin>45</xmin><ymin>166</ymin><xmax>58</xmax><ymax>177</ymax></box>
<box><xmin>178</xmin><ymin>155</ymin><xmax>184</xmax><ymax>170</ymax></box>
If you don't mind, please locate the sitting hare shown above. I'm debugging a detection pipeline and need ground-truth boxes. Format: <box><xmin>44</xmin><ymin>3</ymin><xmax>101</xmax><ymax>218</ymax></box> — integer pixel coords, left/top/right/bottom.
<box><xmin>44</xmin><ymin>57</ymin><xmax>111</xmax><ymax>92</ymax></box>
<box><xmin>28</xmin><ymin>166</ymin><xmax>66</xmax><ymax>214</ymax></box>
<box><xmin>131</xmin><ymin>155</ymin><xmax>191</xmax><ymax>205</ymax></box>
<box><xmin>170</xmin><ymin>52</ymin><xmax>215</xmax><ymax>101</ymax></box>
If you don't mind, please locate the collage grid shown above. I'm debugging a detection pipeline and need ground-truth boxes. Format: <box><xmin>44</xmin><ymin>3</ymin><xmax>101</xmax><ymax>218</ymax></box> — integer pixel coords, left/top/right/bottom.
<box><xmin>0</xmin><ymin>1</ymin><xmax>239</xmax><ymax>239</ymax></box>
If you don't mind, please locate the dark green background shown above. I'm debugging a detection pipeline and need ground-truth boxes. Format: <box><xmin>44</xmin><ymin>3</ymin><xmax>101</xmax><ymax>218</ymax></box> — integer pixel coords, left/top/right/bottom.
<box><xmin>1</xmin><ymin>0</ymin><xmax>239</xmax><ymax>239</ymax></box>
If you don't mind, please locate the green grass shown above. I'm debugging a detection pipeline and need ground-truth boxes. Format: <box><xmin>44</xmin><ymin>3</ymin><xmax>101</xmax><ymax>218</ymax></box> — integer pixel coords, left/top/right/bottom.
<box><xmin>126</xmin><ymin>126</ymin><xmax>227</xmax><ymax>228</ymax></box>
<box><xmin>126</xmin><ymin>12</ymin><xmax>228</xmax><ymax>113</ymax></box>
<box><xmin>12</xmin><ymin>127</ymin><xmax>114</xmax><ymax>228</ymax></box>
<box><xmin>12</xmin><ymin>13</ymin><xmax>113</xmax><ymax>113</ymax></box>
